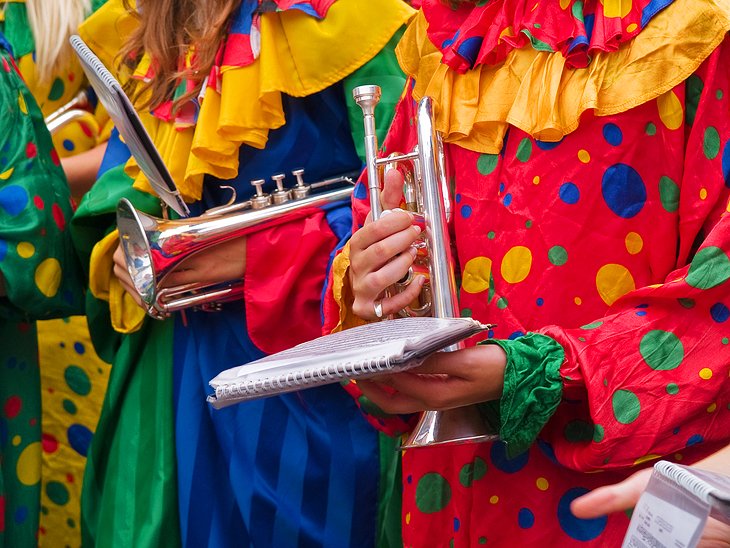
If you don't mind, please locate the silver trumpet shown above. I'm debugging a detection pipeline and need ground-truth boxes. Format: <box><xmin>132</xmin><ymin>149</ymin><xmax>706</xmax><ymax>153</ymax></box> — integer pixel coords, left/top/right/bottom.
<box><xmin>353</xmin><ymin>84</ymin><xmax>497</xmax><ymax>449</ymax></box>
<box><xmin>117</xmin><ymin>170</ymin><xmax>356</xmax><ymax>319</ymax></box>
<box><xmin>44</xmin><ymin>89</ymin><xmax>93</xmax><ymax>135</ymax></box>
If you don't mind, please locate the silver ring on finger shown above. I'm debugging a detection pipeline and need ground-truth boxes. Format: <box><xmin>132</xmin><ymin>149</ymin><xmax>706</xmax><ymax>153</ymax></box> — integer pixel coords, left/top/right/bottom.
<box><xmin>373</xmin><ymin>300</ymin><xmax>384</xmax><ymax>319</ymax></box>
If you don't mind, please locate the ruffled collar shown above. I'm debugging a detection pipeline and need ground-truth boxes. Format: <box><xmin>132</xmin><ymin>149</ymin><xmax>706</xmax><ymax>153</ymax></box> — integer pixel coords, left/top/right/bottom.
<box><xmin>422</xmin><ymin>0</ymin><xmax>675</xmax><ymax>72</ymax></box>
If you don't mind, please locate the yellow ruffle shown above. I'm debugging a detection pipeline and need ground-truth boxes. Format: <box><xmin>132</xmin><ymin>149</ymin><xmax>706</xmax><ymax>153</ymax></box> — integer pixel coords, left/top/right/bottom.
<box><xmin>330</xmin><ymin>241</ymin><xmax>369</xmax><ymax>333</ymax></box>
<box><xmin>397</xmin><ymin>0</ymin><xmax>730</xmax><ymax>153</ymax></box>
<box><xmin>88</xmin><ymin>230</ymin><xmax>146</xmax><ymax>333</ymax></box>
<box><xmin>124</xmin><ymin>0</ymin><xmax>415</xmax><ymax>202</ymax></box>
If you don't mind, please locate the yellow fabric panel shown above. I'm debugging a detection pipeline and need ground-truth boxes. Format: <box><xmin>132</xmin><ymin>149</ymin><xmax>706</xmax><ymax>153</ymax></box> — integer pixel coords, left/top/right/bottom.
<box><xmin>329</xmin><ymin>241</ymin><xmax>369</xmax><ymax>333</ymax></box>
<box><xmin>397</xmin><ymin>0</ymin><xmax>730</xmax><ymax>153</ymax></box>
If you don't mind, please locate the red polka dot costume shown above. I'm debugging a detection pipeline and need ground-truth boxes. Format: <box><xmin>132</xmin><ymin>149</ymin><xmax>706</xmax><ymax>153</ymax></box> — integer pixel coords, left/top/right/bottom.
<box><xmin>328</xmin><ymin>0</ymin><xmax>730</xmax><ymax>545</ymax></box>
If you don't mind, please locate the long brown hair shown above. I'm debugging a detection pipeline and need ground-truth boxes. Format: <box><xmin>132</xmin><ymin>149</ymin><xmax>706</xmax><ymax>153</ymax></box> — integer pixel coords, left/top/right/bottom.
<box><xmin>119</xmin><ymin>0</ymin><xmax>241</xmax><ymax>111</ymax></box>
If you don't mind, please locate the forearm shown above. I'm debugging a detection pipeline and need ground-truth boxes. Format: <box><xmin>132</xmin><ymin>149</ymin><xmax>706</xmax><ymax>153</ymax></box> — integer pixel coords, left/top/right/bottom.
<box><xmin>60</xmin><ymin>142</ymin><xmax>107</xmax><ymax>197</ymax></box>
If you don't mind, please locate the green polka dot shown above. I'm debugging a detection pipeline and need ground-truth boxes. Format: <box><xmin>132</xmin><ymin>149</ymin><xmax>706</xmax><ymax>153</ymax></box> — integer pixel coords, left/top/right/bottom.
<box><xmin>645</xmin><ymin>122</ymin><xmax>657</xmax><ymax>136</ymax></box>
<box><xmin>612</xmin><ymin>389</ymin><xmax>641</xmax><ymax>424</ymax></box>
<box><xmin>678</xmin><ymin>298</ymin><xmax>695</xmax><ymax>309</ymax></box>
<box><xmin>459</xmin><ymin>457</ymin><xmax>487</xmax><ymax>487</ymax></box>
<box><xmin>521</xmin><ymin>29</ymin><xmax>554</xmax><ymax>52</ymax></box>
<box><xmin>564</xmin><ymin>420</ymin><xmax>594</xmax><ymax>442</ymax></box>
<box><xmin>534</xmin><ymin>22</ymin><xmax>541</xmax><ymax>28</ymax></box>
<box><xmin>581</xmin><ymin>321</ymin><xmax>603</xmax><ymax>330</ymax></box>
<box><xmin>593</xmin><ymin>424</ymin><xmax>605</xmax><ymax>443</ymax></box>
<box><xmin>487</xmin><ymin>231</ymin><xmax>496</xmax><ymax>239</ymax></box>
<box><xmin>578</xmin><ymin>336</ymin><xmax>586</xmax><ymax>342</ymax></box>
<box><xmin>685</xmin><ymin>75</ymin><xmax>703</xmax><ymax>127</ymax></box>
<box><xmin>547</xmin><ymin>245</ymin><xmax>568</xmax><ymax>266</ymax></box>
<box><xmin>525</xmin><ymin>220</ymin><xmax>533</xmax><ymax>228</ymax></box>
<box><xmin>64</xmin><ymin>365</ymin><xmax>91</xmax><ymax>396</ymax></box>
<box><xmin>666</xmin><ymin>383</ymin><xmax>679</xmax><ymax>395</ymax></box>
<box><xmin>571</xmin><ymin>0</ymin><xmax>584</xmax><ymax>22</ymax></box>
<box><xmin>703</xmin><ymin>127</ymin><xmax>721</xmax><ymax>159</ymax></box>
<box><xmin>686</xmin><ymin>246</ymin><xmax>730</xmax><ymax>289</ymax></box>
<box><xmin>48</xmin><ymin>78</ymin><xmax>65</xmax><ymax>101</ymax></box>
<box><xmin>46</xmin><ymin>481</ymin><xmax>70</xmax><ymax>505</ymax></box>
<box><xmin>722</xmin><ymin>337</ymin><xmax>729</xmax><ymax>345</ymax></box>
<box><xmin>477</xmin><ymin>154</ymin><xmax>499</xmax><ymax>175</ymax></box>
<box><xmin>62</xmin><ymin>399</ymin><xmax>77</xmax><ymax>415</ymax></box>
<box><xmin>516</xmin><ymin>138</ymin><xmax>533</xmax><ymax>163</ymax></box>
<box><xmin>658</xmin><ymin>176</ymin><xmax>679</xmax><ymax>213</ymax></box>
<box><xmin>460</xmin><ymin>308</ymin><xmax>473</xmax><ymax>318</ymax></box>
<box><xmin>496</xmin><ymin>297</ymin><xmax>508</xmax><ymax>309</ymax></box>
<box><xmin>41</xmin><ymin>505</ymin><xmax>49</xmax><ymax>515</ymax></box>
<box><xmin>415</xmin><ymin>472</ymin><xmax>452</xmax><ymax>514</ymax></box>
<box><xmin>717</xmin><ymin>89</ymin><xmax>724</xmax><ymax>100</ymax></box>
<box><xmin>603</xmin><ymin>378</ymin><xmax>608</xmax><ymax>386</ymax></box>
<box><xmin>67</xmin><ymin>518</ymin><xmax>75</xmax><ymax>528</ymax></box>
<box><xmin>640</xmin><ymin>330</ymin><xmax>684</xmax><ymax>371</ymax></box>
<box><xmin>478</xmin><ymin>538</ymin><xmax>487</xmax><ymax>545</ymax></box>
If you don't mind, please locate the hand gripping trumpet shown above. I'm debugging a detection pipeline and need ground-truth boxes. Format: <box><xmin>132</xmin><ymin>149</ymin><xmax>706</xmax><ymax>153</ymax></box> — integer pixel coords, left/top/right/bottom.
<box><xmin>116</xmin><ymin>170</ymin><xmax>356</xmax><ymax>319</ymax></box>
<box><xmin>353</xmin><ymin>84</ymin><xmax>497</xmax><ymax>448</ymax></box>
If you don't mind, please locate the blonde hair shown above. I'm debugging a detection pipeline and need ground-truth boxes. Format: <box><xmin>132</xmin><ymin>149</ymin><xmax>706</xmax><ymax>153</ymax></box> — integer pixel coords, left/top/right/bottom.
<box><xmin>25</xmin><ymin>0</ymin><xmax>92</xmax><ymax>84</ymax></box>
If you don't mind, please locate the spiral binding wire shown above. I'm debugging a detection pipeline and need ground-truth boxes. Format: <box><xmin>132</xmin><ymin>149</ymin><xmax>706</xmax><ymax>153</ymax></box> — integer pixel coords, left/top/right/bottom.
<box><xmin>655</xmin><ymin>461</ymin><xmax>717</xmax><ymax>504</ymax></box>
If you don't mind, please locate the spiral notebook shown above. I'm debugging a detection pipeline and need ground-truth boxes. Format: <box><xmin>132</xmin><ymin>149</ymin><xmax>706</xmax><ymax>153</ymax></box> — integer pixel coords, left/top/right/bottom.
<box><xmin>207</xmin><ymin>317</ymin><xmax>490</xmax><ymax>409</ymax></box>
<box><xmin>69</xmin><ymin>35</ymin><xmax>190</xmax><ymax>217</ymax></box>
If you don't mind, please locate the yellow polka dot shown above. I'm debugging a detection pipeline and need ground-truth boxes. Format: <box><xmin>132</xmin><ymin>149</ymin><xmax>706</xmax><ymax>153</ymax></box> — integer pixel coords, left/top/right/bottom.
<box><xmin>560</xmin><ymin>0</ymin><xmax>570</xmax><ymax>8</ymax></box>
<box><xmin>16</xmin><ymin>441</ymin><xmax>41</xmax><ymax>486</ymax></box>
<box><xmin>35</xmin><ymin>258</ymin><xmax>62</xmax><ymax>298</ymax></box>
<box><xmin>405</xmin><ymin>512</ymin><xmax>411</xmax><ymax>525</ymax></box>
<box><xmin>17</xmin><ymin>242</ymin><xmax>35</xmax><ymax>259</ymax></box>
<box><xmin>531</xmin><ymin>2</ymin><xmax>539</xmax><ymax>12</ymax></box>
<box><xmin>675</xmin><ymin>453</ymin><xmax>683</xmax><ymax>461</ymax></box>
<box><xmin>626</xmin><ymin>22</ymin><xmax>638</xmax><ymax>32</ymax></box>
<box><xmin>578</xmin><ymin>149</ymin><xmax>591</xmax><ymax>163</ymax></box>
<box><xmin>18</xmin><ymin>91</ymin><xmax>27</xmax><ymax>115</ymax></box>
<box><xmin>596</xmin><ymin>263</ymin><xmax>636</xmax><ymax>306</ymax></box>
<box><xmin>574</xmin><ymin>297</ymin><xmax>582</xmax><ymax>305</ymax></box>
<box><xmin>699</xmin><ymin>368</ymin><xmax>713</xmax><ymax>380</ymax></box>
<box><xmin>536</xmin><ymin>477</ymin><xmax>549</xmax><ymax>491</ymax></box>
<box><xmin>501</xmin><ymin>246</ymin><xmax>532</xmax><ymax>284</ymax></box>
<box><xmin>600</xmin><ymin>0</ymin><xmax>633</xmax><ymax>18</ymax></box>
<box><xmin>625</xmin><ymin>232</ymin><xmax>643</xmax><ymax>255</ymax></box>
<box><xmin>634</xmin><ymin>454</ymin><xmax>661</xmax><ymax>466</ymax></box>
<box><xmin>499</xmin><ymin>26</ymin><xmax>514</xmax><ymax>40</ymax></box>
<box><xmin>0</xmin><ymin>167</ymin><xmax>14</xmax><ymax>180</ymax></box>
<box><xmin>462</xmin><ymin>256</ymin><xmax>493</xmax><ymax>294</ymax></box>
<box><xmin>657</xmin><ymin>90</ymin><xmax>683</xmax><ymax>130</ymax></box>
<box><xmin>489</xmin><ymin>495</ymin><xmax>499</xmax><ymax>504</ymax></box>
<box><xmin>12</xmin><ymin>435</ymin><xmax>21</xmax><ymax>446</ymax></box>
<box><xmin>700</xmin><ymin>188</ymin><xmax>708</xmax><ymax>200</ymax></box>
<box><xmin>532</xmin><ymin>175</ymin><xmax>540</xmax><ymax>185</ymax></box>
<box><xmin>707</xmin><ymin>403</ymin><xmax>717</xmax><ymax>413</ymax></box>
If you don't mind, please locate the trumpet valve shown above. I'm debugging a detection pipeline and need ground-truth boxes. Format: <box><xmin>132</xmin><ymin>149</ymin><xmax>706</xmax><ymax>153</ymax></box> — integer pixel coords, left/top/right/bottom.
<box><xmin>291</xmin><ymin>169</ymin><xmax>310</xmax><ymax>199</ymax></box>
<box><xmin>250</xmin><ymin>179</ymin><xmax>272</xmax><ymax>209</ymax></box>
<box><xmin>271</xmin><ymin>173</ymin><xmax>292</xmax><ymax>205</ymax></box>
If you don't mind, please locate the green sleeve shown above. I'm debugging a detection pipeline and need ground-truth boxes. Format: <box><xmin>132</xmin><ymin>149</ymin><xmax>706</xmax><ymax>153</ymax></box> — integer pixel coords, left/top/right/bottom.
<box><xmin>479</xmin><ymin>333</ymin><xmax>565</xmax><ymax>457</ymax></box>
<box><xmin>343</xmin><ymin>26</ymin><xmax>407</xmax><ymax>163</ymax></box>
<box><xmin>0</xmin><ymin>49</ymin><xmax>83</xmax><ymax>320</ymax></box>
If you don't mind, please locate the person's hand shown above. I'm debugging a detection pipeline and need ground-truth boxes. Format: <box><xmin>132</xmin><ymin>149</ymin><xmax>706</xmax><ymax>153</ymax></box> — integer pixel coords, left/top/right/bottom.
<box><xmin>112</xmin><ymin>236</ymin><xmax>247</xmax><ymax>309</ymax></box>
<box><xmin>571</xmin><ymin>468</ymin><xmax>730</xmax><ymax>547</ymax></box>
<box><xmin>349</xmin><ymin>168</ymin><xmax>425</xmax><ymax>320</ymax></box>
<box><xmin>357</xmin><ymin>344</ymin><xmax>507</xmax><ymax>413</ymax></box>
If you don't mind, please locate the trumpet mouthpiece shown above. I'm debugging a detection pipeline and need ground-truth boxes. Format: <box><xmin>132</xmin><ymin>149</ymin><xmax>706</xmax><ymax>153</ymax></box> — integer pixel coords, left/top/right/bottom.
<box><xmin>352</xmin><ymin>85</ymin><xmax>382</xmax><ymax>110</ymax></box>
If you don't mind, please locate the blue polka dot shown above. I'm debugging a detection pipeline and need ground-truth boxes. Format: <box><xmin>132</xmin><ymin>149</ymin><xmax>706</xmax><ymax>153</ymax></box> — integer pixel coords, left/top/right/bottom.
<box><xmin>508</xmin><ymin>331</ymin><xmax>525</xmax><ymax>340</ymax></box>
<box><xmin>636</xmin><ymin>311</ymin><xmax>647</xmax><ymax>316</ymax></box>
<box><xmin>68</xmin><ymin>424</ymin><xmax>93</xmax><ymax>457</ymax></box>
<box><xmin>536</xmin><ymin>138</ymin><xmax>563</xmax><ymax>151</ymax></box>
<box><xmin>557</xmin><ymin>487</ymin><xmax>607</xmax><ymax>541</ymax></box>
<box><xmin>518</xmin><ymin>508</ymin><xmax>535</xmax><ymax>529</ymax></box>
<box><xmin>456</xmin><ymin>36</ymin><xmax>484</xmax><ymax>66</ymax></box>
<box><xmin>63</xmin><ymin>139</ymin><xmax>75</xmax><ymax>152</ymax></box>
<box><xmin>74</xmin><ymin>342</ymin><xmax>86</xmax><ymax>355</ymax></box>
<box><xmin>503</xmin><ymin>193</ymin><xmax>513</xmax><ymax>207</ymax></box>
<box><xmin>441</xmin><ymin>30</ymin><xmax>460</xmax><ymax>49</ymax></box>
<box><xmin>687</xmin><ymin>434</ymin><xmax>704</xmax><ymax>447</ymax></box>
<box><xmin>491</xmin><ymin>441</ymin><xmax>529</xmax><ymax>473</ymax></box>
<box><xmin>487</xmin><ymin>329</ymin><xmax>495</xmax><ymax>339</ymax></box>
<box><xmin>0</xmin><ymin>185</ymin><xmax>29</xmax><ymax>216</ymax></box>
<box><xmin>455</xmin><ymin>193</ymin><xmax>462</xmax><ymax>203</ymax></box>
<box><xmin>722</xmin><ymin>140</ymin><xmax>730</xmax><ymax>188</ymax></box>
<box><xmin>537</xmin><ymin>439</ymin><xmax>558</xmax><ymax>464</ymax></box>
<box><xmin>14</xmin><ymin>505</ymin><xmax>28</xmax><ymax>524</ymax></box>
<box><xmin>406</xmin><ymin>474</ymin><xmax>412</xmax><ymax>484</ymax></box>
<box><xmin>559</xmin><ymin>182</ymin><xmax>580</xmax><ymax>204</ymax></box>
<box><xmin>601</xmin><ymin>164</ymin><xmax>647</xmax><ymax>218</ymax></box>
<box><xmin>673</xmin><ymin>427</ymin><xmax>680</xmax><ymax>435</ymax></box>
<box><xmin>499</xmin><ymin>182</ymin><xmax>505</xmax><ymax>193</ymax></box>
<box><xmin>0</xmin><ymin>240</ymin><xmax>7</xmax><ymax>262</ymax></box>
<box><xmin>584</xmin><ymin>13</ymin><xmax>595</xmax><ymax>41</ymax></box>
<box><xmin>454</xmin><ymin>517</ymin><xmax>461</xmax><ymax>532</ymax></box>
<box><xmin>536</xmin><ymin>297</ymin><xmax>544</xmax><ymax>306</ymax></box>
<box><xmin>636</xmin><ymin>303</ymin><xmax>649</xmax><ymax>308</ymax></box>
<box><xmin>710</xmin><ymin>303</ymin><xmax>730</xmax><ymax>323</ymax></box>
<box><xmin>461</xmin><ymin>205</ymin><xmax>473</xmax><ymax>218</ymax></box>
<box><xmin>353</xmin><ymin>182</ymin><xmax>367</xmax><ymax>200</ymax></box>
<box><xmin>602</xmin><ymin>123</ymin><xmax>623</xmax><ymax>146</ymax></box>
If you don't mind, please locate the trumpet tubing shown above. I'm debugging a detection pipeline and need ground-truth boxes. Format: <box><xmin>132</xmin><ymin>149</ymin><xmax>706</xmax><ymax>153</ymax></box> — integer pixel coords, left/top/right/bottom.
<box><xmin>44</xmin><ymin>90</ymin><xmax>92</xmax><ymax>135</ymax></box>
<box><xmin>117</xmin><ymin>170</ymin><xmax>355</xmax><ymax>319</ymax></box>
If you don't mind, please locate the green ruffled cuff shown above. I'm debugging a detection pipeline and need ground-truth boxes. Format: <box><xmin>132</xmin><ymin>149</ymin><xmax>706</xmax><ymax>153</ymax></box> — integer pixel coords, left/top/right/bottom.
<box><xmin>478</xmin><ymin>333</ymin><xmax>565</xmax><ymax>458</ymax></box>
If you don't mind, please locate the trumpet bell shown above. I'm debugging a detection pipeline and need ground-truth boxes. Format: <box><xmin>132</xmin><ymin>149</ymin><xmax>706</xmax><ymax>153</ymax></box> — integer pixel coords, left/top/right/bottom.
<box><xmin>401</xmin><ymin>409</ymin><xmax>499</xmax><ymax>449</ymax></box>
<box><xmin>117</xmin><ymin>198</ymin><xmax>158</xmax><ymax>308</ymax></box>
